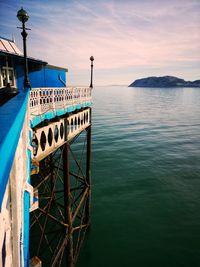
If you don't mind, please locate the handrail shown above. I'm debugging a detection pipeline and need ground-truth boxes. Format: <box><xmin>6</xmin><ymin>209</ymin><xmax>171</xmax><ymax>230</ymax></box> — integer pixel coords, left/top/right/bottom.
<box><xmin>29</xmin><ymin>87</ymin><xmax>92</xmax><ymax>117</ymax></box>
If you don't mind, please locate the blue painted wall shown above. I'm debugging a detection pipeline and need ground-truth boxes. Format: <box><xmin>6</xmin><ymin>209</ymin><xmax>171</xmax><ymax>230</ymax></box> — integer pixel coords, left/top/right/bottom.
<box><xmin>15</xmin><ymin>64</ymin><xmax>27</xmax><ymax>90</ymax></box>
<box><xmin>44</xmin><ymin>67</ymin><xmax>66</xmax><ymax>87</ymax></box>
<box><xmin>0</xmin><ymin>54</ymin><xmax>67</xmax><ymax>91</ymax></box>
<box><xmin>15</xmin><ymin>63</ymin><xmax>67</xmax><ymax>90</ymax></box>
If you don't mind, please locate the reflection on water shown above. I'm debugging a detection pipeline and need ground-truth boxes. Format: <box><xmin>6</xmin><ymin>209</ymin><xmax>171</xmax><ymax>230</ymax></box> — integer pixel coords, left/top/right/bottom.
<box><xmin>77</xmin><ymin>86</ymin><xmax>200</xmax><ymax>267</ymax></box>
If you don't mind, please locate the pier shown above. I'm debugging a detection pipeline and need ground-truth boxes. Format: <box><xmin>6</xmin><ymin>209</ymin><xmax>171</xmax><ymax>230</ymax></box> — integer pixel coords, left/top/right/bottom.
<box><xmin>0</xmin><ymin>85</ymin><xmax>92</xmax><ymax>267</ymax></box>
<box><xmin>0</xmin><ymin>10</ymin><xmax>93</xmax><ymax>266</ymax></box>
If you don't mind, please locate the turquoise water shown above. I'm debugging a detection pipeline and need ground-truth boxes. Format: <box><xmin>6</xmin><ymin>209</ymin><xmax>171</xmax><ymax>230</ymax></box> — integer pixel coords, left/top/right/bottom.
<box><xmin>77</xmin><ymin>86</ymin><xmax>200</xmax><ymax>267</ymax></box>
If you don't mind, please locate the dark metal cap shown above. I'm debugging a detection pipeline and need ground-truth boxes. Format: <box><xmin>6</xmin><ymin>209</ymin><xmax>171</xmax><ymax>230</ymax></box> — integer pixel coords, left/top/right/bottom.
<box><xmin>90</xmin><ymin>56</ymin><xmax>94</xmax><ymax>62</ymax></box>
<box><xmin>17</xmin><ymin>8</ymin><xmax>29</xmax><ymax>22</ymax></box>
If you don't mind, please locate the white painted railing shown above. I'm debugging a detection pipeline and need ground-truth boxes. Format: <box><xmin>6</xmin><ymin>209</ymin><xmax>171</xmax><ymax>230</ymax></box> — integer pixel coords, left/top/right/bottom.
<box><xmin>29</xmin><ymin>87</ymin><xmax>92</xmax><ymax>117</ymax></box>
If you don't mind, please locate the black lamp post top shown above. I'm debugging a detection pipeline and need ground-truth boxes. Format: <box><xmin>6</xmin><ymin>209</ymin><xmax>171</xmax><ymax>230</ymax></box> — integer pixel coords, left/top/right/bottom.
<box><xmin>17</xmin><ymin>8</ymin><xmax>29</xmax><ymax>22</ymax></box>
<box><xmin>90</xmin><ymin>56</ymin><xmax>94</xmax><ymax>62</ymax></box>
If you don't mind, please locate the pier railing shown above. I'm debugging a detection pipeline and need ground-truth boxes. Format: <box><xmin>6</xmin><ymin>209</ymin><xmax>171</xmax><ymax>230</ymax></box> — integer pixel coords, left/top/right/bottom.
<box><xmin>32</xmin><ymin>108</ymin><xmax>91</xmax><ymax>161</ymax></box>
<box><xmin>29</xmin><ymin>87</ymin><xmax>92</xmax><ymax>117</ymax></box>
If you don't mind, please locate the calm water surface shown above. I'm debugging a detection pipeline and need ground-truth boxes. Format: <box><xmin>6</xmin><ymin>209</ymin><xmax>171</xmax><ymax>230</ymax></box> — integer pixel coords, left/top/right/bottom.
<box><xmin>77</xmin><ymin>86</ymin><xmax>200</xmax><ymax>267</ymax></box>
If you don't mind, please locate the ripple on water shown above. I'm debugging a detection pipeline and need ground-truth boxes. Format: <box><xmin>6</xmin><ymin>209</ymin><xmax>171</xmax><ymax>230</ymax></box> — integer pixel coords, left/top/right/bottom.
<box><xmin>77</xmin><ymin>86</ymin><xmax>200</xmax><ymax>267</ymax></box>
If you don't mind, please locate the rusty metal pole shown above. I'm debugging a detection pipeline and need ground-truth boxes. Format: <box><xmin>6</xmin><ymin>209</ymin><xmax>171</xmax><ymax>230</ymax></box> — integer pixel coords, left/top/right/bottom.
<box><xmin>63</xmin><ymin>143</ymin><xmax>74</xmax><ymax>267</ymax></box>
<box><xmin>85</xmin><ymin>108</ymin><xmax>92</xmax><ymax>225</ymax></box>
<box><xmin>49</xmin><ymin>154</ymin><xmax>55</xmax><ymax>200</ymax></box>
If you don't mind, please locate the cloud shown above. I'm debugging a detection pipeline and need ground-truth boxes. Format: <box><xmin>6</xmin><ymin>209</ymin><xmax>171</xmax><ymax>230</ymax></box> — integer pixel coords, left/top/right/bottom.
<box><xmin>0</xmin><ymin>0</ymin><xmax>200</xmax><ymax>85</ymax></box>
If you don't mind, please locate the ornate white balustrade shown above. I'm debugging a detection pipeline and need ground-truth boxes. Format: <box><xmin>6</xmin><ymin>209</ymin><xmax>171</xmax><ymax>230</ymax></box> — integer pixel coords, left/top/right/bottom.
<box><xmin>29</xmin><ymin>87</ymin><xmax>92</xmax><ymax>118</ymax></box>
<box><xmin>32</xmin><ymin>108</ymin><xmax>91</xmax><ymax>161</ymax></box>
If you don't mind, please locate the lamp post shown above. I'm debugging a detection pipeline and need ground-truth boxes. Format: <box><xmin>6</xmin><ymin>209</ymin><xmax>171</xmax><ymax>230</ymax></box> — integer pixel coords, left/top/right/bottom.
<box><xmin>17</xmin><ymin>8</ymin><xmax>31</xmax><ymax>89</ymax></box>
<box><xmin>89</xmin><ymin>56</ymin><xmax>94</xmax><ymax>88</ymax></box>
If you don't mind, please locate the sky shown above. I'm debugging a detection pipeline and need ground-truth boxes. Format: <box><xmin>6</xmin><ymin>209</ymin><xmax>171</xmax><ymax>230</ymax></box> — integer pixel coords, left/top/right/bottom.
<box><xmin>0</xmin><ymin>0</ymin><xmax>200</xmax><ymax>86</ymax></box>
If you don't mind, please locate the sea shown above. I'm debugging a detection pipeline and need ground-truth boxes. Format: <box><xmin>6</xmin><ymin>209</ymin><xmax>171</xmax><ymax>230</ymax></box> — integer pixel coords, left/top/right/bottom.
<box><xmin>77</xmin><ymin>86</ymin><xmax>200</xmax><ymax>267</ymax></box>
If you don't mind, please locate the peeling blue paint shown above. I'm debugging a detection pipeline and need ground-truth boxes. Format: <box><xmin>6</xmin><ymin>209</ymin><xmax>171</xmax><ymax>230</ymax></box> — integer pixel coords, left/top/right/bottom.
<box><xmin>23</xmin><ymin>148</ymin><xmax>31</xmax><ymax>267</ymax></box>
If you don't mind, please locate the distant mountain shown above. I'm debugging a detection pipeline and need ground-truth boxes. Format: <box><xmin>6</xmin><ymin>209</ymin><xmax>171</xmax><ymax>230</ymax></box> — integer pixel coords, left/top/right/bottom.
<box><xmin>129</xmin><ymin>76</ymin><xmax>200</xmax><ymax>88</ymax></box>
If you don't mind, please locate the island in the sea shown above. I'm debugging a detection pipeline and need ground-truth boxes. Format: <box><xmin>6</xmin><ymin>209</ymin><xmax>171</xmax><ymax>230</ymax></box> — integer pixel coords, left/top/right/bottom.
<box><xmin>129</xmin><ymin>76</ymin><xmax>200</xmax><ymax>88</ymax></box>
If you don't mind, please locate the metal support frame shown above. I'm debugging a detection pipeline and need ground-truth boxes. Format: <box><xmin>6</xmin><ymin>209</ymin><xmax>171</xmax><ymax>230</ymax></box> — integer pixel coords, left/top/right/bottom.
<box><xmin>85</xmin><ymin>109</ymin><xmax>91</xmax><ymax>225</ymax></box>
<box><xmin>63</xmin><ymin>143</ymin><xmax>73</xmax><ymax>267</ymax></box>
<box><xmin>30</xmin><ymin>108</ymin><xmax>92</xmax><ymax>266</ymax></box>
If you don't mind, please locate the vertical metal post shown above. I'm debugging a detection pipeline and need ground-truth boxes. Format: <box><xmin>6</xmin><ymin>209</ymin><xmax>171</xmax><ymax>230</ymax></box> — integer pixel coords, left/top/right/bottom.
<box><xmin>17</xmin><ymin>8</ymin><xmax>31</xmax><ymax>89</ymax></box>
<box><xmin>89</xmin><ymin>56</ymin><xmax>94</xmax><ymax>88</ymax></box>
<box><xmin>85</xmin><ymin>108</ymin><xmax>92</xmax><ymax>225</ymax></box>
<box><xmin>21</xmin><ymin>21</ymin><xmax>30</xmax><ymax>88</ymax></box>
<box><xmin>49</xmin><ymin>154</ymin><xmax>55</xmax><ymax>200</ymax></box>
<box><xmin>63</xmin><ymin>143</ymin><xmax>74</xmax><ymax>267</ymax></box>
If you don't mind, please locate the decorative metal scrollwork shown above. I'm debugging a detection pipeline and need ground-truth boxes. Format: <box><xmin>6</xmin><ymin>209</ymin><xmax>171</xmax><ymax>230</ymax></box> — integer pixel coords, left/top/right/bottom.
<box><xmin>29</xmin><ymin>87</ymin><xmax>92</xmax><ymax>118</ymax></box>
